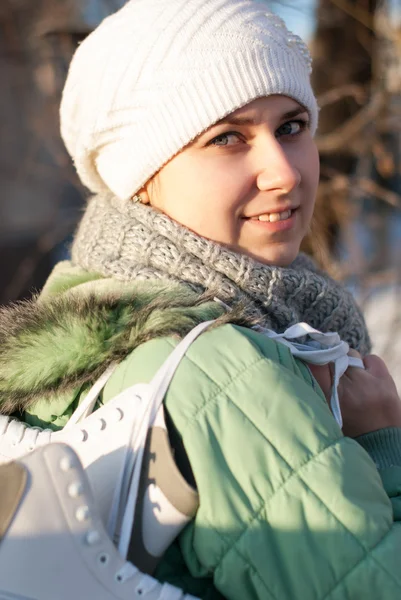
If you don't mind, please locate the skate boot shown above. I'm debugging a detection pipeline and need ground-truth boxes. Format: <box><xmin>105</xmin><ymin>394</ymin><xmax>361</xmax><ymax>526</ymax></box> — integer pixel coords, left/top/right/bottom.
<box><xmin>0</xmin><ymin>442</ymin><xmax>199</xmax><ymax>600</ymax></box>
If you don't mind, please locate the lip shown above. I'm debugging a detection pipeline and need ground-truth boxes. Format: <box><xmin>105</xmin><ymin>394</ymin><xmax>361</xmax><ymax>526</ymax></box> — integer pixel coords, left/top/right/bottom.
<box><xmin>242</xmin><ymin>207</ymin><xmax>298</xmax><ymax>232</ymax></box>
<box><xmin>243</xmin><ymin>205</ymin><xmax>299</xmax><ymax>219</ymax></box>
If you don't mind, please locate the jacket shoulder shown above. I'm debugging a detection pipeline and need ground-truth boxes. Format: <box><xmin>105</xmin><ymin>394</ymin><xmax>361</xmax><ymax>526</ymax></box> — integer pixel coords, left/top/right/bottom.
<box><xmin>102</xmin><ymin>322</ymin><xmax>323</xmax><ymax>420</ymax></box>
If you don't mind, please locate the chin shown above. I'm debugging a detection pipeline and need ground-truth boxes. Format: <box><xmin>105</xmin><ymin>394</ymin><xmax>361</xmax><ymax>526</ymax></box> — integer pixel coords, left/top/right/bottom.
<box><xmin>250</xmin><ymin>245</ymin><xmax>300</xmax><ymax>268</ymax></box>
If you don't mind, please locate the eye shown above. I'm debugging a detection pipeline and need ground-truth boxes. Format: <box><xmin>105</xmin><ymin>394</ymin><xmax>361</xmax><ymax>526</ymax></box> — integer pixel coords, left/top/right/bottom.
<box><xmin>207</xmin><ymin>132</ymin><xmax>243</xmax><ymax>147</ymax></box>
<box><xmin>276</xmin><ymin>119</ymin><xmax>308</xmax><ymax>138</ymax></box>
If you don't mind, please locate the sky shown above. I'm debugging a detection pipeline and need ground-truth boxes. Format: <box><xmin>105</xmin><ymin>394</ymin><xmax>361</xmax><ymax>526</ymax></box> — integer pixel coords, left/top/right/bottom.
<box><xmin>271</xmin><ymin>0</ymin><xmax>317</xmax><ymax>41</ymax></box>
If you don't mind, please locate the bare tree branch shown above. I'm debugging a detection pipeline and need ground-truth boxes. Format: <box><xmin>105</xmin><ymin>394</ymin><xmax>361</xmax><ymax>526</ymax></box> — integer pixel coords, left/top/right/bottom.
<box><xmin>355</xmin><ymin>179</ymin><xmax>401</xmax><ymax>209</ymax></box>
<box><xmin>317</xmin><ymin>83</ymin><xmax>367</xmax><ymax>108</ymax></box>
<box><xmin>316</xmin><ymin>90</ymin><xmax>385</xmax><ymax>153</ymax></box>
<box><xmin>329</xmin><ymin>0</ymin><xmax>375</xmax><ymax>30</ymax></box>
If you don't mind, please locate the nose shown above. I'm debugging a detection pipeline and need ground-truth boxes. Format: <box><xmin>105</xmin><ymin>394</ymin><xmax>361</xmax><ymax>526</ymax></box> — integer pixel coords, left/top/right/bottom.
<box><xmin>256</xmin><ymin>139</ymin><xmax>301</xmax><ymax>194</ymax></box>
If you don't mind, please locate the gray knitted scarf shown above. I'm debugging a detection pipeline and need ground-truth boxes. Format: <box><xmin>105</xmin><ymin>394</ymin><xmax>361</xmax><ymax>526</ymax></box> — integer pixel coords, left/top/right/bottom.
<box><xmin>71</xmin><ymin>194</ymin><xmax>371</xmax><ymax>354</ymax></box>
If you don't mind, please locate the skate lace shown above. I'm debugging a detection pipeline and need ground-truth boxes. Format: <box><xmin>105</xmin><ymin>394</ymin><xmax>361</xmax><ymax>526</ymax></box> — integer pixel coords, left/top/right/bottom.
<box><xmin>65</xmin><ymin>363</ymin><xmax>118</xmax><ymax>427</ymax></box>
<box><xmin>252</xmin><ymin>321</ymin><xmax>364</xmax><ymax>428</ymax></box>
<box><xmin>68</xmin><ymin>320</ymin><xmax>215</xmax><ymax>563</ymax></box>
<box><xmin>114</xmin><ymin>562</ymin><xmax>160</xmax><ymax>593</ymax></box>
<box><xmin>0</xmin><ymin>416</ymin><xmax>52</xmax><ymax>449</ymax></box>
<box><xmin>76</xmin><ymin>321</ymin><xmax>213</xmax><ymax>599</ymax></box>
<box><xmin>110</xmin><ymin>320</ymin><xmax>215</xmax><ymax>560</ymax></box>
<box><xmin>83</xmin><ymin>509</ymin><xmax>185</xmax><ymax>597</ymax></box>
<box><xmin>213</xmin><ymin>297</ymin><xmax>364</xmax><ymax>428</ymax></box>
<box><xmin>112</xmin><ymin>561</ymin><xmax>191</xmax><ymax>597</ymax></box>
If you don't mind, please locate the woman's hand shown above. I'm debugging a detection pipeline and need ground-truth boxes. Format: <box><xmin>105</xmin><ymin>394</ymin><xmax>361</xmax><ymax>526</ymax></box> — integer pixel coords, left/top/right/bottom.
<box><xmin>309</xmin><ymin>353</ymin><xmax>401</xmax><ymax>437</ymax></box>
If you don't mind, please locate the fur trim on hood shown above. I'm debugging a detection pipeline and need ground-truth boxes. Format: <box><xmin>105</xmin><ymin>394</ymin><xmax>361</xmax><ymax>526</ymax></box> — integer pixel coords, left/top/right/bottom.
<box><xmin>0</xmin><ymin>281</ymin><xmax>254</xmax><ymax>415</ymax></box>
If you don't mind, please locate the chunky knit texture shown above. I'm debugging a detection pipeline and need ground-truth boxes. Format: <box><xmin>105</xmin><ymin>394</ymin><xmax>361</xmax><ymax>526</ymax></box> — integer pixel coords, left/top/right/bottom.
<box><xmin>60</xmin><ymin>0</ymin><xmax>318</xmax><ymax>200</ymax></box>
<box><xmin>71</xmin><ymin>194</ymin><xmax>371</xmax><ymax>354</ymax></box>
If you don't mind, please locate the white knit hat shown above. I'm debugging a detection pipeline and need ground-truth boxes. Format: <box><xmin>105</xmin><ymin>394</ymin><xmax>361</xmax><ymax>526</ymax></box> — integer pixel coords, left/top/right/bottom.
<box><xmin>60</xmin><ymin>0</ymin><xmax>318</xmax><ymax>201</ymax></box>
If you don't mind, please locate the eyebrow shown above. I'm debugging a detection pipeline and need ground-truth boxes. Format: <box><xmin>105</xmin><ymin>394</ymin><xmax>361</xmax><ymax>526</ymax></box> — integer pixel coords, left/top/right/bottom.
<box><xmin>212</xmin><ymin>106</ymin><xmax>308</xmax><ymax>128</ymax></box>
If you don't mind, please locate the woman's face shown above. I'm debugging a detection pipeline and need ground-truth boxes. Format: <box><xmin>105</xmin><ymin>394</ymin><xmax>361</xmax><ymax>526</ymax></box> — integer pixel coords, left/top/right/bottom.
<box><xmin>142</xmin><ymin>95</ymin><xmax>320</xmax><ymax>267</ymax></box>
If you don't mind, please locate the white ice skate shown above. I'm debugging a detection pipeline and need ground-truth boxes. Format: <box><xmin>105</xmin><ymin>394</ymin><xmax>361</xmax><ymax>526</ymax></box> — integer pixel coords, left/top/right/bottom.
<box><xmin>0</xmin><ymin>442</ymin><xmax>199</xmax><ymax>600</ymax></box>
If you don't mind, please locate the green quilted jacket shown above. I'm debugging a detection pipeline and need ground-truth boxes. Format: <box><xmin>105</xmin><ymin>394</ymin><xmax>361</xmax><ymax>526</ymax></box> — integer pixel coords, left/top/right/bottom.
<box><xmin>1</xmin><ymin>261</ymin><xmax>401</xmax><ymax>600</ymax></box>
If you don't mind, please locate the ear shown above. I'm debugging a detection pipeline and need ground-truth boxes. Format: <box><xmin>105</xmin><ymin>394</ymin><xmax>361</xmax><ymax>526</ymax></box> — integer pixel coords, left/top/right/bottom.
<box><xmin>137</xmin><ymin>187</ymin><xmax>150</xmax><ymax>205</ymax></box>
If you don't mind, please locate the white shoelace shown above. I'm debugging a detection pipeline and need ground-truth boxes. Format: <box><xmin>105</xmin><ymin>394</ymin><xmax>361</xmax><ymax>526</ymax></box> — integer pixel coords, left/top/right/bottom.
<box><xmin>213</xmin><ymin>297</ymin><xmax>364</xmax><ymax>428</ymax></box>
<box><xmin>114</xmin><ymin>562</ymin><xmax>159</xmax><ymax>592</ymax></box>
<box><xmin>113</xmin><ymin>562</ymin><xmax>187</xmax><ymax>598</ymax></box>
<box><xmin>0</xmin><ymin>417</ymin><xmax>52</xmax><ymax>449</ymax></box>
<box><xmin>67</xmin><ymin>320</ymin><xmax>216</xmax><ymax>560</ymax></box>
<box><xmin>113</xmin><ymin>319</ymin><xmax>215</xmax><ymax>559</ymax></box>
<box><xmin>253</xmin><ymin>322</ymin><xmax>364</xmax><ymax>428</ymax></box>
<box><xmin>65</xmin><ymin>362</ymin><xmax>118</xmax><ymax>428</ymax></box>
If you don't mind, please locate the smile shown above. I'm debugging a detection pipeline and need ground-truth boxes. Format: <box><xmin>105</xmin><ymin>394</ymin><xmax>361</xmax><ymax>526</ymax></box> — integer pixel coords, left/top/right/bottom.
<box><xmin>243</xmin><ymin>207</ymin><xmax>298</xmax><ymax>232</ymax></box>
<box><xmin>251</xmin><ymin>209</ymin><xmax>293</xmax><ymax>223</ymax></box>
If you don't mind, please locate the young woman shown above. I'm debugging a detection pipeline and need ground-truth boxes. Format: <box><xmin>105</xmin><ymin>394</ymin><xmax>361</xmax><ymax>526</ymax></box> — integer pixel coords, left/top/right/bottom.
<box><xmin>1</xmin><ymin>0</ymin><xmax>401</xmax><ymax>598</ymax></box>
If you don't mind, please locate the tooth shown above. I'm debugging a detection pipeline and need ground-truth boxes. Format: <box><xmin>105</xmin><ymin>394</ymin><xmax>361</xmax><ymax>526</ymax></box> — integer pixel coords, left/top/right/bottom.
<box><xmin>256</xmin><ymin>210</ymin><xmax>292</xmax><ymax>222</ymax></box>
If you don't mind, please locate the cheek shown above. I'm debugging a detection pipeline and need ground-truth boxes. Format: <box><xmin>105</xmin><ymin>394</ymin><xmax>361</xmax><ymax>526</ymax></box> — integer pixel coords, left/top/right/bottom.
<box><xmin>297</xmin><ymin>142</ymin><xmax>320</xmax><ymax>215</ymax></box>
<box><xmin>305</xmin><ymin>142</ymin><xmax>320</xmax><ymax>191</ymax></box>
<box><xmin>173</xmin><ymin>161</ymin><xmax>247</xmax><ymax>214</ymax></box>
<box><xmin>153</xmin><ymin>162</ymin><xmax>222</xmax><ymax>230</ymax></box>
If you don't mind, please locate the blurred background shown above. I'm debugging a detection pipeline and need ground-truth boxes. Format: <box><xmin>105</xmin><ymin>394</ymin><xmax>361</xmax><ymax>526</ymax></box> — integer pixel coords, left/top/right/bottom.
<box><xmin>0</xmin><ymin>0</ymin><xmax>400</xmax><ymax>382</ymax></box>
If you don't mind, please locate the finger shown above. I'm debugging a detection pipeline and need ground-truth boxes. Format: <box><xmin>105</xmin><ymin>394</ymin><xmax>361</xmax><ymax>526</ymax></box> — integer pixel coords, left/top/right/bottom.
<box><xmin>363</xmin><ymin>354</ymin><xmax>391</xmax><ymax>378</ymax></box>
<box><xmin>342</xmin><ymin>348</ymin><xmax>363</xmax><ymax>380</ymax></box>
<box><xmin>308</xmin><ymin>363</ymin><xmax>332</xmax><ymax>401</ymax></box>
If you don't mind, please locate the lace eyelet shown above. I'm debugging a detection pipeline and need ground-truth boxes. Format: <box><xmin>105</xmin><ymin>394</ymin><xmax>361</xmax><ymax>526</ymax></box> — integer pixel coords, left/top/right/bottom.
<box><xmin>115</xmin><ymin>572</ymin><xmax>123</xmax><ymax>583</ymax></box>
<box><xmin>86</xmin><ymin>530</ymin><xmax>101</xmax><ymax>545</ymax></box>
<box><xmin>79</xmin><ymin>429</ymin><xmax>88</xmax><ymax>442</ymax></box>
<box><xmin>96</xmin><ymin>418</ymin><xmax>107</xmax><ymax>431</ymax></box>
<box><xmin>97</xmin><ymin>552</ymin><xmax>110</xmax><ymax>566</ymax></box>
<box><xmin>60</xmin><ymin>456</ymin><xmax>74</xmax><ymax>472</ymax></box>
<box><xmin>136</xmin><ymin>588</ymin><xmax>143</xmax><ymax>596</ymax></box>
<box><xmin>112</xmin><ymin>408</ymin><xmax>124</xmax><ymax>422</ymax></box>
<box><xmin>75</xmin><ymin>505</ymin><xmax>90</xmax><ymax>522</ymax></box>
<box><xmin>68</xmin><ymin>481</ymin><xmax>83</xmax><ymax>498</ymax></box>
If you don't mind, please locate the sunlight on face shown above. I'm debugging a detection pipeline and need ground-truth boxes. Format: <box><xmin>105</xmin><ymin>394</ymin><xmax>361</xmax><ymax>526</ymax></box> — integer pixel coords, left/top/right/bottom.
<box><xmin>141</xmin><ymin>95</ymin><xmax>320</xmax><ymax>267</ymax></box>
